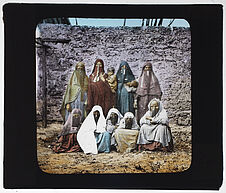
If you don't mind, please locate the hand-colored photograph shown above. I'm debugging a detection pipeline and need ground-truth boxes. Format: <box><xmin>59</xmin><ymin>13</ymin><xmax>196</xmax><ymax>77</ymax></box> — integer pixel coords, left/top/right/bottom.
<box><xmin>36</xmin><ymin>18</ymin><xmax>191</xmax><ymax>174</ymax></box>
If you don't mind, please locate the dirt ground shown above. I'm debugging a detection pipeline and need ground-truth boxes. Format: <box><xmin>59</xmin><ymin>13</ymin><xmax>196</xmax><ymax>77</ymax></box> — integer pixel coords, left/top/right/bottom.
<box><xmin>37</xmin><ymin>122</ymin><xmax>191</xmax><ymax>174</ymax></box>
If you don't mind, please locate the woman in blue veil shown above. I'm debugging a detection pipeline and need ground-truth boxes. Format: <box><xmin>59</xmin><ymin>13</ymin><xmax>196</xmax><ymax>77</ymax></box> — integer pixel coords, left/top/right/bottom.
<box><xmin>116</xmin><ymin>61</ymin><xmax>137</xmax><ymax>115</ymax></box>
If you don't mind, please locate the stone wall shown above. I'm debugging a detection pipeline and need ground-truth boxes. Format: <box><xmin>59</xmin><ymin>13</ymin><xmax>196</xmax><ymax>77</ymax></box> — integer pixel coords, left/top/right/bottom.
<box><xmin>36</xmin><ymin>24</ymin><xmax>191</xmax><ymax>126</ymax></box>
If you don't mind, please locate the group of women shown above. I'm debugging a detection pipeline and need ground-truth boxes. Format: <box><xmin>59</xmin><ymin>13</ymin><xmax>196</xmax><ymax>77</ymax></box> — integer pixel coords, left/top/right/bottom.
<box><xmin>53</xmin><ymin>59</ymin><xmax>173</xmax><ymax>154</ymax></box>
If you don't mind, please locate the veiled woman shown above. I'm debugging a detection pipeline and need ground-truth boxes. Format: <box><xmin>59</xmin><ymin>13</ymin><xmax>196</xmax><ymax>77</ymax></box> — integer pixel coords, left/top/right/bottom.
<box><xmin>136</xmin><ymin>62</ymin><xmax>162</xmax><ymax>122</ymax></box>
<box><xmin>60</xmin><ymin>62</ymin><xmax>88</xmax><ymax>122</ymax></box>
<box><xmin>137</xmin><ymin>98</ymin><xmax>173</xmax><ymax>152</ymax></box>
<box><xmin>95</xmin><ymin>108</ymin><xmax>123</xmax><ymax>153</ymax></box>
<box><xmin>77</xmin><ymin>105</ymin><xmax>106</xmax><ymax>154</ymax></box>
<box><xmin>87</xmin><ymin>59</ymin><xmax>115</xmax><ymax>117</ymax></box>
<box><xmin>116</xmin><ymin>61</ymin><xmax>138</xmax><ymax>115</ymax></box>
<box><xmin>53</xmin><ymin>108</ymin><xmax>82</xmax><ymax>153</ymax></box>
<box><xmin>113</xmin><ymin>112</ymin><xmax>140</xmax><ymax>153</ymax></box>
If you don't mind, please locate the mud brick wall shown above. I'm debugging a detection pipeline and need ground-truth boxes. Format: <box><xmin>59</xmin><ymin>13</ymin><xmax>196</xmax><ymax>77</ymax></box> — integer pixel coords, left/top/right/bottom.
<box><xmin>36</xmin><ymin>24</ymin><xmax>191</xmax><ymax>126</ymax></box>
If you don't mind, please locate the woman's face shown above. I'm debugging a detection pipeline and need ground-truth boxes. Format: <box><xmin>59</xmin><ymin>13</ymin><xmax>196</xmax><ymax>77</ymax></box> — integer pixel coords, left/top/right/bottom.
<box><xmin>96</xmin><ymin>62</ymin><xmax>103</xmax><ymax>68</ymax></box>
<box><xmin>73</xmin><ymin>113</ymin><xmax>80</xmax><ymax>118</ymax></box>
<box><xmin>121</xmin><ymin>65</ymin><xmax>126</xmax><ymax>70</ymax></box>
<box><xmin>144</xmin><ymin>65</ymin><xmax>152</xmax><ymax>71</ymax></box>
<box><xmin>72</xmin><ymin>113</ymin><xmax>80</xmax><ymax>127</ymax></box>
<box><xmin>110</xmin><ymin>112</ymin><xmax>118</xmax><ymax>125</ymax></box>
<box><xmin>150</xmin><ymin>100</ymin><xmax>159</xmax><ymax>117</ymax></box>
<box><xmin>93</xmin><ymin>110</ymin><xmax>100</xmax><ymax>123</ymax></box>
<box><xmin>76</xmin><ymin>64</ymin><xmax>85</xmax><ymax>74</ymax></box>
<box><xmin>125</xmin><ymin>117</ymin><xmax>133</xmax><ymax>129</ymax></box>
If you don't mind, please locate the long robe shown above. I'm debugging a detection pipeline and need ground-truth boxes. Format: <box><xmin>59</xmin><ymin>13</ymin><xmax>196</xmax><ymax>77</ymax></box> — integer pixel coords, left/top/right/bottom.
<box><xmin>113</xmin><ymin>112</ymin><xmax>140</xmax><ymax>153</ymax></box>
<box><xmin>64</xmin><ymin>92</ymin><xmax>87</xmax><ymax>122</ymax></box>
<box><xmin>95</xmin><ymin>108</ymin><xmax>123</xmax><ymax>153</ymax></box>
<box><xmin>77</xmin><ymin>105</ymin><xmax>106</xmax><ymax>154</ymax></box>
<box><xmin>116</xmin><ymin>61</ymin><xmax>136</xmax><ymax>115</ymax></box>
<box><xmin>95</xmin><ymin>132</ymin><xmax>111</xmax><ymax>153</ymax></box>
<box><xmin>60</xmin><ymin>62</ymin><xmax>88</xmax><ymax>122</ymax></box>
<box><xmin>136</xmin><ymin>62</ymin><xmax>162</xmax><ymax>123</ymax></box>
<box><xmin>53</xmin><ymin>108</ymin><xmax>82</xmax><ymax>153</ymax></box>
<box><xmin>87</xmin><ymin>59</ymin><xmax>115</xmax><ymax>117</ymax></box>
<box><xmin>137</xmin><ymin>98</ymin><xmax>173</xmax><ymax>151</ymax></box>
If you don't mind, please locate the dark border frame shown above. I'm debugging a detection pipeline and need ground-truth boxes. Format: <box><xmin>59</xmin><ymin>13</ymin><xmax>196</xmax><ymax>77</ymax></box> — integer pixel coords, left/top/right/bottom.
<box><xmin>3</xmin><ymin>4</ymin><xmax>223</xmax><ymax>189</ymax></box>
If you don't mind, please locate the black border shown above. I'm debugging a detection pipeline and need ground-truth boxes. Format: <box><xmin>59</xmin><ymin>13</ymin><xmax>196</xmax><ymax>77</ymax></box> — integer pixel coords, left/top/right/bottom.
<box><xmin>3</xmin><ymin>4</ymin><xmax>223</xmax><ymax>189</ymax></box>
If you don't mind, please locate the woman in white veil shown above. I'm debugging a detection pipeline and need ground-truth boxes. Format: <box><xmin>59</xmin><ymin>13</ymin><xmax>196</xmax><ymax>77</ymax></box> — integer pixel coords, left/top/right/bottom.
<box><xmin>77</xmin><ymin>105</ymin><xmax>106</xmax><ymax>154</ymax></box>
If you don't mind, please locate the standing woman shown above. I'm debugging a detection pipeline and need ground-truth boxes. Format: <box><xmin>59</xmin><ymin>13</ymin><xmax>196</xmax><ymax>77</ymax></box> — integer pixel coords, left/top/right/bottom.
<box><xmin>87</xmin><ymin>59</ymin><xmax>114</xmax><ymax>117</ymax></box>
<box><xmin>135</xmin><ymin>62</ymin><xmax>162</xmax><ymax>122</ymax></box>
<box><xmin>60</xmin><ymin>62</ymin><xmax>88</xmax><ymax>122</ymax></box>
<box><xmin>116</xmin><ymin>61</ymin><xmax>138</xmax><ymax>115</ymax></box>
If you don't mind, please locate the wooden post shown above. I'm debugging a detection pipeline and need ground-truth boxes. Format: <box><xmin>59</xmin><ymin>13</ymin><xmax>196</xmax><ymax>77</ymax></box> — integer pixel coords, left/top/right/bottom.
<box><xmin>150</xmin><ymin>19</ymin><xmax>153</xmax><ymax>26</ymax></box>
<box><xmin>42</xmin><ymin>46</ymin><xmax>47</xmax><ymax>128</ymax></box>
<box><xmin>123</xmin><ymin>19</ymin><xmax>126</xmax><ymax>26</ymax></box>
<box><xmin>141</xmin><ymin>19</ymin><xmax>144</xmax><ymax>26</ymax></box>
<box><xmin>154</xmin><ymin>19</ymin><xmax>158</xmax><ymax>26</ymax></box>
<box><xmin>146</xmin><ymin>19</ymin><xmax>150</xmax><ymax>26</ymax></box>
<box><xmin>158</xmin><ymin>18</ymin><xmax>163</xmax><ymax>26</ymax></box>
<box><xmin>36</xmin><ymin>37</ymin><xmax>71</xmax><ymax>128</ymax></box>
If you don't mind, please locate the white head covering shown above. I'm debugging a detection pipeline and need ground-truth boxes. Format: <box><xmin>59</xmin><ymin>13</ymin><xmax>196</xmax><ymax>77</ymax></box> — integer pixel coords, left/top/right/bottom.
<box><xmin>124</xmin><ymin>112</ymin><xmax>135</xmax><ymax>119</ymax></box>
<box><xmin>59</xmin><ymin>108</ymin><xmax>82</xmax><ymax>137</ymax></box>
<box><xmin>147</xmin><ymin>98</ymin><xmax>169</xmax><ymax>126</ymax></box>
<box><xmin>106</xmin><ymin>108</ymin><xmax>123</xmax><ymax>125</ymax></box>
<box><xmin>77</xmin><ymin>105</ymin><xmax>106</xmax><ymax>154</ymax></box>
<box><xmin>118</xmin><ymin>112</ymin><xmax>140</xmax><ymax>130</ymax></box>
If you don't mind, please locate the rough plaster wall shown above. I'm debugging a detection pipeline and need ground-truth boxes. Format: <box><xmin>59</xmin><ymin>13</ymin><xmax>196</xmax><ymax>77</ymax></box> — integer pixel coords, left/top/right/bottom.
<box><xmin>36</xmin><ymin>24</ymin><xmax>191</xmax><ymax>126</ymax></box>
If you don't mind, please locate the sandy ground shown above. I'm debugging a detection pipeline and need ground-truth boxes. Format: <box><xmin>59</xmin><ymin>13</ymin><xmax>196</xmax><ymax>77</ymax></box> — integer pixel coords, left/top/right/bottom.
<box><xmin>37</xmin><ymin>122</ymin><xmax>191</xmax><ymax>174</ymax></box>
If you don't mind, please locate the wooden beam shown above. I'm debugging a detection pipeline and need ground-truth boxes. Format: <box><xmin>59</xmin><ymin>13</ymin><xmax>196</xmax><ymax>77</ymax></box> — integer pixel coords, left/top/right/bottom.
<box><xmin>41</xmin><ymin>47</ymin><xmax>47</xmax><ymax>128</ymax></box>
<box><xmin>36</xmin><ymin>37</ymin><xmax>71</xmax><ymax>43</ymax></box>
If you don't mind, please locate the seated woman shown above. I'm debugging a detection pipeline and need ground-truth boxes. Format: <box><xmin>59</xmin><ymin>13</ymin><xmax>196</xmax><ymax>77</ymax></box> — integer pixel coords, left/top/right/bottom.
<box><xmin>95</xmin><ymin>108</ymin><xmax>123</xmax><ymax>153</ymax></box>
<box><xmin>137</xmin><ymin>98</ymin><xmax>174</xmax><ymax>152</ymax></box>
<box><xmin>113</xmin><ymin>112</ymin><xmax>140</xmax><ymax>153</ymax></box>
<box><xmin>53</xmin><ymin>108</ymin><xmax>82</xmax><ymax>153</ymax></box>
<box><xmin>77</xmin><ymin>105</ymin><xmax>106</xmax><ymax>154</ymax></box>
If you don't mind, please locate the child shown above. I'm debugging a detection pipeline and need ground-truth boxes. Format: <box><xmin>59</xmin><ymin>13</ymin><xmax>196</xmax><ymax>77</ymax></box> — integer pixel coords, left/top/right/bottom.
<box><xmin>106</xmin><ymin>67</ymin><xmax>117</xmax><ymax>93</ymax></box>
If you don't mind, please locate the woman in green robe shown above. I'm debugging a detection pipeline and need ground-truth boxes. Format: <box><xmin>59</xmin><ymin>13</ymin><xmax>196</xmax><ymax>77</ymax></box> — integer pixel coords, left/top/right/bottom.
<box><xmin>60</xmin><ymin>62</ymin><xmax>89</xmax><ymax>122</ymax></box>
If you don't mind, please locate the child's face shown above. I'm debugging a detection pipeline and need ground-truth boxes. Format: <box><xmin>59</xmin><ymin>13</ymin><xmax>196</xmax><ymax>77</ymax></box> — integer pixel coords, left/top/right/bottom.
<box><xmin>108</xmin><ymin>71</ymin><xmax>114</xmax><ymax>76</ymax></box>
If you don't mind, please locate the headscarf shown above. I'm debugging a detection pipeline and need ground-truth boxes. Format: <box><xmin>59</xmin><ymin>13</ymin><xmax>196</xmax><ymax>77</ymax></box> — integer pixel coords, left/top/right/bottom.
<box><xmin>60</xmin><ymin>62</ymin><xmax>88</xmax><ymax>121</ymax></box>
<box><xmin>116</xmin><ymin>61</ymin><xmax>135</xmax><ymax>90</ymax></box>
<box><xmin>59</xmin><ymin>108</ymin><xmax>82</xmax><ymax>137</ymax></box>
<box><xmin>90</xmin><ymin>59</ymin><xmax>105</xmax><ymax>82</ymax></box>
<box><xmin>118</xmin><ymin>112</ymin><xmax>139</xmax><ymax>130</ymax></box>
<box><xmin>77</xmin><ymin>105</ymin><xmax>106</xmax><ymax>154</ymax></box>
<box><xmin>116</xmin><ymin>61</ymin><xmax>135</xmax><ymax>82</ymax></box>
<box><xmin>136</xmin><ymin>62</ymin><xmax>162</xmax><ymax>97</ymax></box>
<box><xmin>146</xmin><ymin>98</ymin><xmax>169</xmax><ymax>126</ymax></box>
<box><xmin>106</xmin><ymin>108</ymin><xmax>123</xmax><ymax>125</ymax></box>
